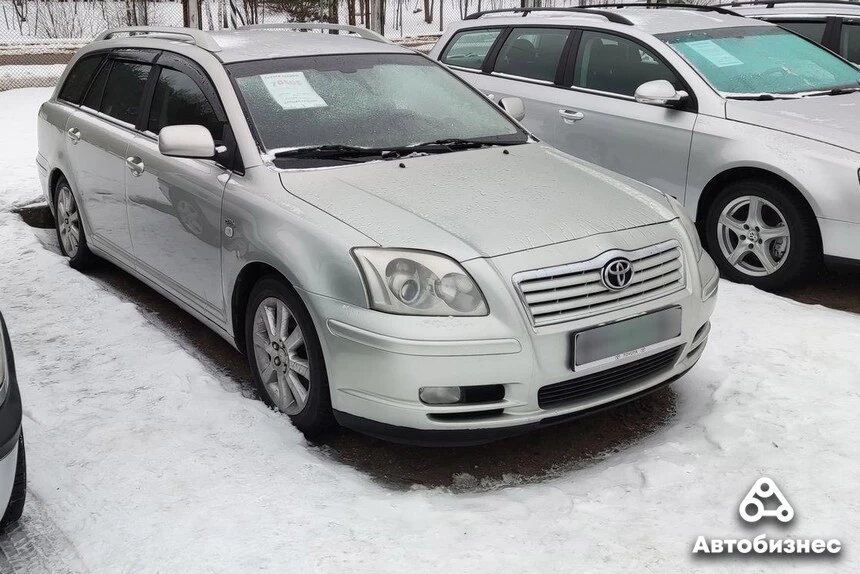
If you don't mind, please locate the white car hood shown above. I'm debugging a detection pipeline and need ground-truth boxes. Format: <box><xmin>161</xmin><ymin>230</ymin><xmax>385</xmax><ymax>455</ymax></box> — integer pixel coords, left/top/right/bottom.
<box><xmin>279</xmin><ymin>143</ymin><xmax>675</xmax><ymax>261</ymax></box>
<box><xmin>725</xmin><ymin>92</ymin><xmax>860</xmax><ymax>152</ymax></box>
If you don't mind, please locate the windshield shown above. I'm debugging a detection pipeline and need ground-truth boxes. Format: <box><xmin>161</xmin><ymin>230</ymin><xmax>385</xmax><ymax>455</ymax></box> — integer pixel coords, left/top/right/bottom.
<box><xmin>229</xmin><ymin>53</ymin><xmax>526</xmax><ymax>166</ymax></box>
<box><xmin>659</xmin><ymin>26</ymin><xmax>860</xmax><ymax>96</ymax></box>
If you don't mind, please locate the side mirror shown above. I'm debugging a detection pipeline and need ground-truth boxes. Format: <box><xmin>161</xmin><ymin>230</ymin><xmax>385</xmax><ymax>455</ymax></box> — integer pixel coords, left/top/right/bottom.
<box><xmin>499</xmin><ymin>96</ymin><xmax>526</xmax><ymax>121</ymax></box>
<box><xmin>158</xmin><ymin>125</ymin><xmax>215</xmax><ymax>159</ymax></box>
<box><xmin>634</xmin><ymin>80</ymin><xmax>688</xmax><ymax>108</ymax></box>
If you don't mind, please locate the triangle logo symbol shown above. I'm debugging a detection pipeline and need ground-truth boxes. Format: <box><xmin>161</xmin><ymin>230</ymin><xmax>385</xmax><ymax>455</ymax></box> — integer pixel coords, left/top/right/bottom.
<box><xmin>739</xmin><ymin>477</ymin><xmax>794</xmax><ymax>523</ymax></box>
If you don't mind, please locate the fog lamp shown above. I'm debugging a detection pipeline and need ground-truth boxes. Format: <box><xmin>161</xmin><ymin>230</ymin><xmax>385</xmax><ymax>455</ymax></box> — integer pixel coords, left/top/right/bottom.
<box><xmin>419</xmin><ymin>386</ymin><xmax>462</xmax><ymax>405</ymax></box>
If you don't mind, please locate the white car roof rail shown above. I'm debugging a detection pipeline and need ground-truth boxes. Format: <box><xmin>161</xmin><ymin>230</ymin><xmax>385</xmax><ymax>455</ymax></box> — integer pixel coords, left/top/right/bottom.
<box><xmin>237</xmin><ymin>22</ymin><xmax>392</xmax><ymax>44</ymax></box>
<box><xmin>95</xmin><ymin>27</ymin><xmax>222</xmax><ymax>52</ymax></box>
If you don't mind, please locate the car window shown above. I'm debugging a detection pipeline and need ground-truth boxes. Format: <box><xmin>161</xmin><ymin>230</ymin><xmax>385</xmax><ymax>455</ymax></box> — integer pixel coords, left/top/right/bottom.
<box><xmin>148</xmin><ymin>67</ymin><xmax>223</xmax><ymax>141</ymax></box>
<box><xmin>772</xmin><ymin>20</ymin><xmax>827</xmax><ymax>44</ymax></box>
<box><xmin>574</xmin><ymin>31</ymin><xmax>682</xmax><ymax>97</ymax></box>
<box><xmin>841</xmin><ymin>22</ymin><xmax>860</xmax><ymax>63</ymax></box>
<box><xmin>493</xmin><ymin>28</ymin><xmax>570</xmax><ymax>82</ymax></box>
<box><xmin>99</xmin><ymin>61</ymin><xmax>151</xmax><ymax>124</ymax></box>
<box><xmin>230</xmin><ymin>53</ymin><xmax>525</xmax><ymax>167</ymax></box>
<box><xmin>58</xmin><ymin>55</ymin><xmax>103</xmax><ymax>105</ymax></box>
<box><xmin>440</xmin><ymin>28</ymin><xmax>502</xmax><ymax>70</ymax></box>
<box><xmin>661</xmin><ymin>26</ymin><xmax>860</xmax><ymax>95</ymax></box>
<box><xmin>82</xmin><ymin>60</ymin><xmax>110</xmax><ymax>110</ymax></box>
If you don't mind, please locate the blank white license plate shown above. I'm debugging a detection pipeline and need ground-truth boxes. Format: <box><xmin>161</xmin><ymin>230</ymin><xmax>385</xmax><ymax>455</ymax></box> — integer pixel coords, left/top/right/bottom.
<box><xmin>573</xmin><ymin>307</ymin><xmax>682</xmax><ymax>368</ymax></box>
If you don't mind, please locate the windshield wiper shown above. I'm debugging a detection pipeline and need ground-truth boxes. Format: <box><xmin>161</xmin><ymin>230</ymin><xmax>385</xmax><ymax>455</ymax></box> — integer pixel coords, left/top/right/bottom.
<box><xmin>725</xmin><ymin>93</ymin><xmax>802</xmax><ymax>101</ymax></box>
<box><xmin>802</xmin><ymin>85</ymin><xmax>860</xmax><ymax>97</ymax></box>
<box><xmin>272</xmin><ymin>145</ymin><xmax>387</xmax><ymax>161</ymax></box>
<box><xmin>408</xmin><ymin>138</ymin><xmax>524</xmax><ymax>150</ymax></box>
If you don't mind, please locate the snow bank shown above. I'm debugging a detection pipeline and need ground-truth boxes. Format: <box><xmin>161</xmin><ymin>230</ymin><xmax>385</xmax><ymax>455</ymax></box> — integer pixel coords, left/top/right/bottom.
<box><xmin>0</xmin><ymin>87</ymin><xmax>858</xmax><ymax>572</ymax></box>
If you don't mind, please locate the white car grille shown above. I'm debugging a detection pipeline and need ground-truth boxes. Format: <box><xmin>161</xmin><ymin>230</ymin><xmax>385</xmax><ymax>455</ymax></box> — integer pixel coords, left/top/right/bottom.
<box><xmin>513</xmin><ymin>240</ymin><xmax>686</xmax><ymax>327</ymax></box>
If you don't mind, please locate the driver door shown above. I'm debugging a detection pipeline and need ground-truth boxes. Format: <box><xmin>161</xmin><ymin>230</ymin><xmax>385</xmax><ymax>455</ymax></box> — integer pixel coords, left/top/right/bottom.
<box><xmin>125</xmin><ymin>57</ymin><xmax>231</xmax><ymax>323</ymax></box>
<box><xmin>554</xmin><ymin>30</ymin><xmax>697</xmax><ymax>201</ymax></box>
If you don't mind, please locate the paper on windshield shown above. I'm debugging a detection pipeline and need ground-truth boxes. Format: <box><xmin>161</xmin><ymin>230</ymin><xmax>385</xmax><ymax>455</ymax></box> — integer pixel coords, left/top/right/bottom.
<box><xmin>261</xmin><ymin>72</ymin><xmax>328</xmax><ymax>110</ymax></box>
<box><xmin>684</xmin><ymin>40</ymin><xmax>743</xmax><ymax>68</ymax></box>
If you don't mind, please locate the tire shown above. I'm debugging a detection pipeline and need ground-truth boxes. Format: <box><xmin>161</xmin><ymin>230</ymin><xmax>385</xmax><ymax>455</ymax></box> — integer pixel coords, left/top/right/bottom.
<box><xmin>244</xmin><ymin>276</ymin><xmax>335</xmax><ymax>437</ymax></box>
<box><xmin>54</xmin><ymin>178</ymin><xmax>97</xmax><ymax>270</ymax></box>
<box><xmin>704</xmin><ymin>178</ymin><xmax>820</xmax><ymax>290</ymax></box>
<box><xmin>1</xmin><ymin>434</ymin><xmax>26</xmax><ymax>530</ymax></box>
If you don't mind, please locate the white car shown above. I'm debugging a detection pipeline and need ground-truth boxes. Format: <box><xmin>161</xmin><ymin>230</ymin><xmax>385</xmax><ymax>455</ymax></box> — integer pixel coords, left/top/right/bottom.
<box><xmin>0</xmin><ymin>311</ymin><xmax>25</xmax><ymax>529</ymax></box>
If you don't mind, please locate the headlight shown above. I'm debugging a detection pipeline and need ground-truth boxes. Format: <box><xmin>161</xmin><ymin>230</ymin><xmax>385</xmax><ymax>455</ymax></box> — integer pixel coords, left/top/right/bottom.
<box><xmin>665</xmin><ymin>194</ymin><xmax>703</xmax><ymax>260</ymax></box>
<box><xmin>0</xmin><ymin>323</ymin><xmax>9</xmax><ymax>406</ymax></box>
<box><xmin>353</xmin><ymin>248</ymin><xmax>489</xmax><ymax>316</ymax></box>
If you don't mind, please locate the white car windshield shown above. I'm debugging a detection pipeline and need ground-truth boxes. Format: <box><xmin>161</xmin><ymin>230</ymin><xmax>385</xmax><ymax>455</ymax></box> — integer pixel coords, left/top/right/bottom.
<box><xmin>229</xmin><ymin>53</ymin><xmax>527</xmax><ymax>166</ymax></box>
<box><xmin>659</xmin><ymin>26</ymin><xmax>860</xmax><ymax>97</ymax></box>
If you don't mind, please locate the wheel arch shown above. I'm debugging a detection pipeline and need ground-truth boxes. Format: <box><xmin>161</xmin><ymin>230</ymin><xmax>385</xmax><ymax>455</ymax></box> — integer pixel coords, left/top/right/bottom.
<box><xmin>696</xmin><ymin>167</ymin><xmax>820</xmax><ymax>234</ymax></box>
<box><xmin>230</xmin><ymin>261</ymin><xmax>296</xmax><ymax>352</ymax></box>
<box><xmin>48</xmin><ymin>168</ymin><xmax>68</xmax><ymax>204</ymax></box>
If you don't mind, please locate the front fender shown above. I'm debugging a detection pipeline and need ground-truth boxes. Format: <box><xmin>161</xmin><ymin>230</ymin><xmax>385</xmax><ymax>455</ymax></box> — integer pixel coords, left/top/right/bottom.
<box><xmin>688</xmin><ymin>115</ymin><xmax>860</xmax><ymax>223</ymax></box>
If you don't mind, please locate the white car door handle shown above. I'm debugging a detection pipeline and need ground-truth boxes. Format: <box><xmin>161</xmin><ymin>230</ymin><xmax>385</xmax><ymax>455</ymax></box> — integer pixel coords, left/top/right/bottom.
<box><xmin>67</xmin><ymin>127</ymin><xmax>81</xmax><ymax>144</ymax></box>
<box><xmin>559</xmin><ymin>109</ymin><xmax>585</xmax><ymax>124</ymax></box>
<box><xmin>125</xmin><ymin>156</ymin><xmax>145</xmax><ymax>177</ymax></box>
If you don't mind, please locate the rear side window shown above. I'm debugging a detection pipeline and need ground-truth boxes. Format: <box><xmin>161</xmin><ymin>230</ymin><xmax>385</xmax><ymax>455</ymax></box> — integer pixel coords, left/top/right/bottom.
<box><xmin>148</xmin><ymin>68</ymin><xmax>223</xmax><ymax>140</ymax></box>
<box><xmin>841</xmin><ymin>22</ymin><xmax>860</xmax><ymax>63</ymax></box>
<box><xmin>82</xmin><ymin>60</ymin><xmax>110</xmax><ymax>109</ymax></box>
<box><xmin>58</xmin><ymin>55</ymin><xmax>103</xmax><ymax>104</ymax></box>
<box><xmin>773</xmin><ymin>20</ymin><xmax>828</xmax><ymax>44</ymax></box>
<box><xmin>493</xmin><ymin>28</ymin><xmax>570</xmax><ymax>82</ymax></box>
<box><xmin>574</xmin><ymin>31</ymin><xmax>681</xmax><ymax>97</ymax></box>
<box><xmin>440</xmin><ymin>28</ymin><xmax>502</xmax><ymax>70</ymax></box>
<box><xmin>99</xmin><ymin>61</ymin><xmax>151</xmax><ymax>124</ymax></box>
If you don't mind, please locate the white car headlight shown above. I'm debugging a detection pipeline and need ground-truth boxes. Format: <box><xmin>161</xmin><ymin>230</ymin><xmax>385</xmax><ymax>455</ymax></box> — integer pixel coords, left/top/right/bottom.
<box><xmin>353</xmin><ymin>248</ymin><xmax>489</xmax><ymax>316</ymax></box>
<box><xmin>665</xmin><ymin>194</ymin><xmax>703</xmax><ymax>260</ymax></box>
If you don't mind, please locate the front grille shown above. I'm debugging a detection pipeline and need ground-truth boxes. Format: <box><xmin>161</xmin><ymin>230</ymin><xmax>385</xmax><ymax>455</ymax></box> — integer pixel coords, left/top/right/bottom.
<box><xmin>538</xmin><ymin>346</ymin><xmax>682</xmax><ymax>409</ymax></box>
<box><xmin>514</xmin><ymin>241</ymin><xmax>685</xmax><ymax>327</ymax></box>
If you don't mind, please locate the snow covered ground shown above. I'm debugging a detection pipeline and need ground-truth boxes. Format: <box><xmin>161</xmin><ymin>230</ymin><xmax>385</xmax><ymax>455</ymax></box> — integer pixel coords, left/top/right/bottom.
<box><xmin>1</xmin><ymin>87</ymin><xmax>859</xmax><ymax>572</ymax></box>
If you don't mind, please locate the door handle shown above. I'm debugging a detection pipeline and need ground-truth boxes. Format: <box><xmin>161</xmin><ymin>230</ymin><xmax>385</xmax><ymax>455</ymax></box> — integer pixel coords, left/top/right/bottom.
<box><xmin>67</xmin><ymin>127</ymin><xmax>81</xmax><ymax>144</ymax></box>
<box><xmin>559</xmin><ymin>109</ymin><xmax>585</xmax><ymax>124</ymax></box>
<box><xmin>125</xmin><ymin>156</ymin><xmax>145</xmax><ymax>177</ymax></box>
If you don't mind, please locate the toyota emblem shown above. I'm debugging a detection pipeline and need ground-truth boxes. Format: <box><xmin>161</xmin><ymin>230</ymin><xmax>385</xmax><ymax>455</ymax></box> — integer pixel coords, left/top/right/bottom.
<box><xmin>601</xmin><ymin>258</ymin><xmax>634</xmax><ymax>291</ymax></box>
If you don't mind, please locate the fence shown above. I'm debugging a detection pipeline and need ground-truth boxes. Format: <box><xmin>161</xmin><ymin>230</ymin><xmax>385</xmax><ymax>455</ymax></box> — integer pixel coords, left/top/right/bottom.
<box><xmin>0</xmin><ymin>0</ymin><xmax>656</xmax><ymax>90</ymax></box>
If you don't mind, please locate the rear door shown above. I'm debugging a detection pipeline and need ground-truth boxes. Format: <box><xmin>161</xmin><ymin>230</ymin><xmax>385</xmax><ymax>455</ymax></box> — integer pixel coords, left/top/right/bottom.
<box><xmin>64</xmin><ymin>51</ymin><xmax>155</xmax><ymax>258</ymax></box>
<box><xmin>124</xmin><ymin>53</ymin><xmax>232</xmax><ymax>321</ymax></box>
<box><xmin>441</xmin><ymin>26</ymin><xmax>576</xmax><ymax>150</ymax></box>
<box><xmin>551</xmin><ymin>29</ymin><xmax>696</xmax><ymax>201</ymax></box>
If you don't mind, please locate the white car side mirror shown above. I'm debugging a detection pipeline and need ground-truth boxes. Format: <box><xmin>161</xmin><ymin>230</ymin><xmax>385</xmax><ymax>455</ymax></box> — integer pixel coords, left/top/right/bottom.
<box><xmin>499</xmin><ymin>96</ymin><xmax>526</xmax><ymax>121</ymax></box>
<box><xmin>158</xmin><ymin>125</ymin><xmax>216</xmax><ymax>159</ymax></box>
<box><xmin>634</xmin><ymin>79</ymin><xmax>688</xmax><ymax>108</ymax></box>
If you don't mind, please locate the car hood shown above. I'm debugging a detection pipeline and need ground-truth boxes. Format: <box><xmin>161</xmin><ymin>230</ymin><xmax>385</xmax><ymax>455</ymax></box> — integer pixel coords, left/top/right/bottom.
<box><xmin>278</xmin><ymin>143</ymin><xmax>675</xmax><ymax>261</ymax></box>
<box><xmin>725</xmin><ymin>93</ymin><xmax>860</xmax><ymax>152</ymax></box>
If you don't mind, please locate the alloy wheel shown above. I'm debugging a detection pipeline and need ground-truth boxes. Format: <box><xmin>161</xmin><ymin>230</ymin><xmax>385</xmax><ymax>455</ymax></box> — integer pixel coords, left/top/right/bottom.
<box><xmin>252</xmin><ymin>296</ymin><xmax>311</xmax><ymax>415</ymax></box>
<box><xmin>716</xmin><ymin>195</ymin><xmax>790</xmax><ymax>277</ymax></box>
<box><xmin>57</xmin><ymin>185</ymin><xmax>81</xmax><ymax>258</ymax></box>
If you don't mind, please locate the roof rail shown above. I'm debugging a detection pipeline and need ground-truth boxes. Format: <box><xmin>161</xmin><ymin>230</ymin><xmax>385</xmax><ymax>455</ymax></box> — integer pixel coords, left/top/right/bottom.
<box><xmin>237</xmin><ymin>22</ymin><xmax>392</xmax><ymax>44</ymax></box>
<box><xmin>463</xmin><ymin>7</ymin><xmax>635</xmax><ymax>26</ymax></box>
<box><xmin>721</xmin><ymin>0</ymin><xmax>860</xmax><ymax>8</ymax></box>
<box><xmin>585</xmin><ymin>3</ymin><xmax>742</xmax><ymax>17</ymax></box>
<box><xmin>95</xmin><ymin>26</ymin><xmax>221</xmax><ymax>52</ymax></box>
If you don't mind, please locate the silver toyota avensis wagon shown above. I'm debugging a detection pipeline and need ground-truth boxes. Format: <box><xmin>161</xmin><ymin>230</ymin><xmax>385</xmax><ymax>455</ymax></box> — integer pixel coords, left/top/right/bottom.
<box><xmin>37</xmin><ymin>24</ymin><xmax>717</xmax><ymax>445</ymax></box>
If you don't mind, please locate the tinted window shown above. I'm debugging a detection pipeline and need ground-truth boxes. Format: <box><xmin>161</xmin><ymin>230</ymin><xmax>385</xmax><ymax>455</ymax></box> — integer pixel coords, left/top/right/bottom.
<box><xmin>148</xmin><ymin>68</ymin><xmax>223</xmax><ymax>140</ymax></box>
<box><xmin>574</xmin><ymin>31</ymin><xmax>681</xmax><ymax>97</ymax></box>
<box><xmin>99</xmin><ymin>61</ymin><xmax>151</xmax><ymax>124</ymax></box>
<box><xmin>58</xmin><ymin>55</ymin><xmax>103</xmax><ymax>104</ymax></box>
<box><xmin>440</xmin><ymin>28</ymin><xmax>502</xmax><ymax>70</ymax></box>
<box><xmin>773</xmin><ymin>20</ymin><xmax>827</xmax><ymax>44</ymax></box>
<box><xmin>494</xmin><ymin>28</ymin><xmax>570</xmax><ymax>82</ymax></box>
<box><xmin>82</xmin><ymin>60</ymin><xmax>110</xmax><ymax>109</ymax></box>
<box><xmin>841</xmin><ymin>22</ymin><xmax>860</xmax><ymax>63</ymax></box>
<box><xmin>661</xmin><ymin>26</ymin><xmax>860</xmax><ymax>94</ymax></box>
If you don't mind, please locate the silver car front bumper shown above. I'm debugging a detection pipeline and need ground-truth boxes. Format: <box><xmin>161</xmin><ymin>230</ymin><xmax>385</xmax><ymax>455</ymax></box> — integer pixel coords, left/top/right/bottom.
<box><xmin>306</xmin><ymin>224</ymin><xmax>718</xmax><ymax>444</ymax></box>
